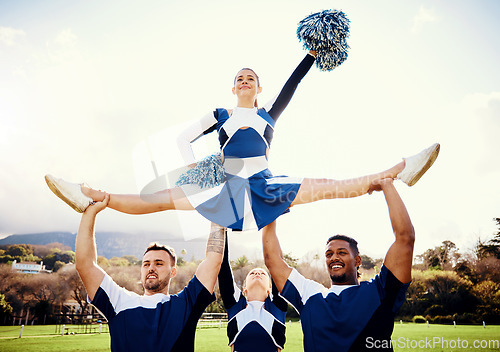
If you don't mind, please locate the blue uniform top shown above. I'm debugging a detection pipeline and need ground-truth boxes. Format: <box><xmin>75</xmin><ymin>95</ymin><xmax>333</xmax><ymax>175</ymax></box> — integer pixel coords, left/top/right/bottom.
<box><xmin>91</xmin><ymin>272</ymin><xmax>215</xmax><ymax>352</ymax></box>
<box><xmin>178</xmin><ymin>54</ymin><xmax>316</xmax><ymax>165</ymax></box>
<box><xmin>218</xmin><ymin>237</ymin><xmax>287</xmax><ymax>351</ymax></box>
<box><xmin>280</xmin><ymin>265</ymin><xmax>409</xmax><ymax>352</ymax></box>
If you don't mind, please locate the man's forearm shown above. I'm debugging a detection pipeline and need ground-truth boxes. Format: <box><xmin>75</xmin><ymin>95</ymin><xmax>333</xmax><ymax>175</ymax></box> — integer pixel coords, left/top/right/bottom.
<box><xmin>74</xmin><ymin>199</ymin><xmax>108</xmax><ymax>300</ymax></box>
<box><xmin>75</xmin><ymin>212</ymin><xmax>99</xmax><ymax>270</ymax></box>
<box><xmin>382</xmin><ymin>183</ymin><xmax>414</xmax><ymax>238</ymax></box>
<box><xmin>206</xmin><ymin>222</ymin><xmax>226</xmax><ymax>255</ymax></box>
<box><xmin>381</xmin><ymin>180</ymin><xmax>415</xmax><ymax>284</ymax></box>
<box><xmin>196</xmin><ymin>223</ymin><xmax>226</xmax><ymax>293</ymax></box>
<box><xmin>262</xmin><ymin>221</ymin><xmax>291</xmax><ymax>291</ymax></box>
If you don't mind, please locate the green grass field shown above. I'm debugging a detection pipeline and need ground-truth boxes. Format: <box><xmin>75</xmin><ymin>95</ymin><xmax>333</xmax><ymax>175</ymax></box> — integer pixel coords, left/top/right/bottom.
<box><xmin>0</xmin><ymin>323</ymin><xmax>498</xmax><ymax>351</ymax></box>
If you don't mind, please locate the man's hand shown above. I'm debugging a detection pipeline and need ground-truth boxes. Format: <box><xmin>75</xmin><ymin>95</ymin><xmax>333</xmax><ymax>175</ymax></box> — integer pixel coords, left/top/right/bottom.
<box><xmin>368</xmin><ymin>178</ymin><xmax>394</xmax><ymax>195</ymax></box>
<box><xmin>84</xmin><ymin>193</ymin><xmax>110</xmax><ymax>216</ymax></box>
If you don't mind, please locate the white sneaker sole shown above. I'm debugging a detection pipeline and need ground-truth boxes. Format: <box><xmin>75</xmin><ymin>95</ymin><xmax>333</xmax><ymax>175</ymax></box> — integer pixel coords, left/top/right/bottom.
<box><xmin>404</xmin><ymin>143</ymin><xmax>440</xmax><ymax>186</ymax></box>
<box><xmin>45</xmin><ymin>175</ymin><xmax>88</xmax><ymax>213</ymax></box>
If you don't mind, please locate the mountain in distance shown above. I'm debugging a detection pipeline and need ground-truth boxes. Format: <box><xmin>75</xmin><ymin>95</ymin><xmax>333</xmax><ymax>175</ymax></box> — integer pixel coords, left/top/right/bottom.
<box><xmin>0</xmin><ymin>231</ymin><xmax>208</xmax><ymax>261</ymax></box>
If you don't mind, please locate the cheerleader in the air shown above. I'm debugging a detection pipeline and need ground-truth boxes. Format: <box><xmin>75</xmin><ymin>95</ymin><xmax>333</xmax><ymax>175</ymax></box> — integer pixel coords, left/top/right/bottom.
<box><xmin>45</xmin><ymin>10</ymin><xmax>440</xmax><ymax>232</ymax></box>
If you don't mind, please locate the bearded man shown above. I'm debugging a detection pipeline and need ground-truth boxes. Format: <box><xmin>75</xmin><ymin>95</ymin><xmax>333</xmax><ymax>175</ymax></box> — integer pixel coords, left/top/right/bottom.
<box><xmin>75</xmin><ymin>194</ymin><xmax>225</xmax><ymax>352</ymax></box>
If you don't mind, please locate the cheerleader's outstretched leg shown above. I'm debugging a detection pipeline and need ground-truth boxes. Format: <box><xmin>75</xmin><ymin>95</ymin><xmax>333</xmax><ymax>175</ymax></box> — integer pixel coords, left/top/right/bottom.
<box><xmin>290</xmin><ymin>163</ymin><xmax>404</xmax><ymax>205</ymax></box>
<box><xmin>45</xmin><ymin>174</ymin><xmax>194</xmax><ymax>214</ymax></box>
<box><xmin>85</xmin><ymin>187</ymin><xmax>194</xmax><ymax>214</ymax></box>
<box><xmin>290</xmin><ymin>143</ymin><xmax>440</xmax><ymax>206</ymax></box>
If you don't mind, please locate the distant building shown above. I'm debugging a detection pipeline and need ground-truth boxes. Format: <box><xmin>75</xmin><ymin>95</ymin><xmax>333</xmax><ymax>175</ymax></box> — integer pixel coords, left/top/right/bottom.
<box><xmin>12</xmin><ymin>260</ymin><xmax>51</xmax><ymax>274</ymax></box>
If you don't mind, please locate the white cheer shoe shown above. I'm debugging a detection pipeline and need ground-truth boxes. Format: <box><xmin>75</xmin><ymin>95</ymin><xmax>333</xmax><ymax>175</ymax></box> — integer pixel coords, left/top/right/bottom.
<box><xmin>45</xmin><ymin>174</ymin><xmax>93</xmax><ymax>213</ymax></box>
<box><xmin>398</xmin><ymin>143</ymin><xmax>440</xmax><ymax>186</ymax></box>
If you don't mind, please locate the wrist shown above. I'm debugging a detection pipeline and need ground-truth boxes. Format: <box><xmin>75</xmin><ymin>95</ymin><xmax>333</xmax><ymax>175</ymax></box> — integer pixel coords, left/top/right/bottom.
<box><xmin>381</xmin><ymin>180</ymin><xmax>396</xmax><ymax>191</ymax></box>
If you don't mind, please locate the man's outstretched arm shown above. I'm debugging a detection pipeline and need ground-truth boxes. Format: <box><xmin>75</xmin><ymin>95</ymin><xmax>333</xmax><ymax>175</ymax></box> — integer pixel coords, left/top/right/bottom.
<box><xmin>195</xmin><ymin>222</ymin><xmax>226</xmax><ymax>294</ymax></box>
<box><xmin>262</xmin><ymin>221</ymin><xmax>292</xmax><ymax>292</ymax></box>
<box><xmin>75</xmin><ymin>195</ymin><xmax>109</xmax><ymax>300</ymax></box>
<box><xmin>370</xmin><ymin>179</ymin><xmax>415</xmax><ymax>284</ymax></box>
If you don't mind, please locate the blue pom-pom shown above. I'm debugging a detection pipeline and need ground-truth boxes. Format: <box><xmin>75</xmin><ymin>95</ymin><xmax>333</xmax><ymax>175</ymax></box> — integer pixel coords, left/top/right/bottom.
<box><xmin>297</xmin><ymin>9</ymin><xmax>350</xmax><ymax>71</ymax></box>
<box><xmin>175</xmin><ymin>153</ymin><xmax>226</xmax><ymax>189</ymax></box>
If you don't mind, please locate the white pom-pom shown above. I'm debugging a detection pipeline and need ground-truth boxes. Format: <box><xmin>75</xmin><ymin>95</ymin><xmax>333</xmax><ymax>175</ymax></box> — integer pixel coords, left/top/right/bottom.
<box><xmin>175</xmin><ymin>153</ymin><xmax>226</xmax><ymax>189</ymax></box>
<box><xmin>297</xmin><ymin>9</ymin><xmax>350</xmax><ymax>71</ymax></box>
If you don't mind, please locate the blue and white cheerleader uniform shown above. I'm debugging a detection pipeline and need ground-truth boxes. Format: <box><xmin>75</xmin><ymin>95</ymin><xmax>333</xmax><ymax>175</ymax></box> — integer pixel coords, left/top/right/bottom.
<box><xmin>218</xmin><ymin>237</ymin><xmax>288</xmax><ymax>352</ymax></box>
<box><xmin>177</xmin><ymin>54</ymin><xmax>315</xmax><ymax>231</ymax></box>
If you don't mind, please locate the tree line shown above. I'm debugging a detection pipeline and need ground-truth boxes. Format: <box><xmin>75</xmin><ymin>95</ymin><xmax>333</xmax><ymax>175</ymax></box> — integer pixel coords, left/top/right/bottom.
<box><xmin>0</xmin><ymin>243</ymin><xmax>76</xmax><ymax>272</ymax></box>
<box><xmin>1</xmin><ymin>219</ymin><xmax>499</xmax><ymax>325</ymax></box>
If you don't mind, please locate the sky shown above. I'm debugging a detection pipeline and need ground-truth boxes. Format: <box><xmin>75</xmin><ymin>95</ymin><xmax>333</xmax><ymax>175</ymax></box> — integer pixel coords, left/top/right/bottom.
<box><xmin>1</xmin><ymin>0</ymin><xmax>499</xmax><ymax>263</ymax></box>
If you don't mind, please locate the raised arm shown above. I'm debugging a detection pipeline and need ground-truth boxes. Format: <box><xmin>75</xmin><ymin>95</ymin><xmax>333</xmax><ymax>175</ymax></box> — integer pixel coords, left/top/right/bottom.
<box><xmin>370</xmin><ymin>179</ymin><xmax>415</xmax><ymax>284</ymax></box>
<box><xmin>270</xmin><ymin>277</ymin><xmax>288</xmax><ymax>312</ymax></box>
<box><xmin>75</xmin><ymin>195</ymin><xmax>109</xmax><ymax>300</ymax></box>
<box><xmin>176</xmin><ymin>111</ymin><xmax>218</xmax><ymax>166</ymax></box>
<box><xmin>217</xmin><ymin>234</ymin><xmax>240</xmax><ymax>309</ymax></box>
<box><xmin>195</xmin><ymin>222</ymin><xmax>226</xmax><ymax>294</ymax></box>
<box><xmin>262</xmin><ymin>221</ymin><xmax>292</xmax><ymax>292</ymax></box>
<box><xmin>265</xmin><ymin>51</ymin><xmax>316</xmax><ymax>121</ymax></box>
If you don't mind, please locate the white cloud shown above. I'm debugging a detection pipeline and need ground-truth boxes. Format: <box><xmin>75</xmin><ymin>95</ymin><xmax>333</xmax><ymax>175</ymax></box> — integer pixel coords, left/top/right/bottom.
<box><xmin>54</xmin><ymin>28</ymin><xmax>77</xmax><ymax>47</ymax></box>
<box><xmin>462</xmin><ymin>91</ymin><xmax>500</xmax><ymax>111</ymax></box>
<box><xmin>45</xmin><ymin>28</ymin><xmax>81</xmax><ymax>64</ymax></box>
<box><xmin>464</xmin><ymin>92</ymin><xmax>500</xmax><ymax>173</ymax></box>
<box><xmin>412</xmin><ymin>6</ymin><xmax>439</xmax><ymax>33</ymax></box>
<box><xmin>0</xmin><ymin>26</ymin><xmax>25</xmax><ymax>46</ymax></box>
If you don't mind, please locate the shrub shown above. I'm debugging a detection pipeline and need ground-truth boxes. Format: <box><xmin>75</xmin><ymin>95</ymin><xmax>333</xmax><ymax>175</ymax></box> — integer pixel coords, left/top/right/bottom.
<box><xmin>431</xmin><ymin>315</ymin><xmax>453</xmax><ymax>324</ymax></box>
<box><xmin>398</xmin><ymin>315</ymin><xmax>413</xmax><ymax>323</ymax></box>
<box><xmin>425</xmin><ymin>304</ymin><xmax>446</xmax><ymax>316</ymax></box>
<box><xmin>455</xmin><ymin>312</ymin><xmax>479</xmax><ymax>325</ymax></box>
<box><xmin>412</xmin><ymin>315</ymin><xmax>426</xmax><ymax>324</ymax></box>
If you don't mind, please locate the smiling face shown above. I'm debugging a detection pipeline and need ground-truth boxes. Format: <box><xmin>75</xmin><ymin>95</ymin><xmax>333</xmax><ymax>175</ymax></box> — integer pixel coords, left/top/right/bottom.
<box><xmin>325</xmin><ymin>240</ymin><xmax>361</xmax><ymax>285</ymax></box>
<box><xmin>141</xmin><ymin>250</ymin><xmax>177</xmax><ymax>295</ymax></box>
<box><xmin>243</xmin><ymin>268</ymin><xmax>271</xmax><ymax>298</ymax></box>
<box><xmin>232</xmin><ymin>69</ymin><xmax>262</xmax><ymax>107</ymax></box>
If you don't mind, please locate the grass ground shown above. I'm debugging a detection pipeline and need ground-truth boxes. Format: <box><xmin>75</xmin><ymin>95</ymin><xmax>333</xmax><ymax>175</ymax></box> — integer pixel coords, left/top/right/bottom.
<box><xmin>391</xmin><ymin>323</ymin><xmax>500</xmax><ymax>351</ymax></box>
<box><xmin>0</xmin><ymin>323</ymin><xmax>498</xmax><ymax>351</ymax></box>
